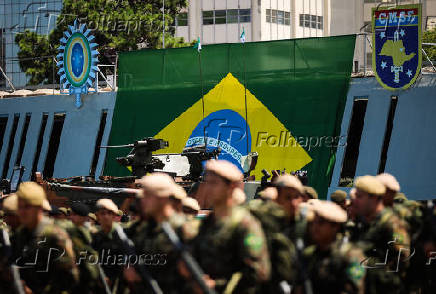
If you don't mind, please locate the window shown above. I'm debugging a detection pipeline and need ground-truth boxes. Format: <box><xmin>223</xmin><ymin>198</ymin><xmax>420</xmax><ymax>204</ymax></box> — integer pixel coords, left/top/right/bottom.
<box><xmin>90</xmin><ymin>110</ymin><xmax>108</xmax><ymax>177</ymax></box>
<box><xmin>311</xmin><ymin>15</ymin><xmax>317</xmax><ymax>28</ymax></box>
<box><xmin>15</xmin><ymin>113</ymin><xmax>31</xmax><ymax>166</ymax></box>
<box><xmin>176</xmin><ymin>12</ymin><xmax>188</xmax><ymax>26</ymax></box>
<box><xmin>300</xmin><ymin>14</ymin><xmax>323</xmax><ymax>30</ymax></box>
<box><xmin>203</xmin><ymin>11</ymin><xmax>214</xmax><ymax>25</ymax></box>
<box><xmin>339</xmin><ymin>98</ymin><xmax>368</xmax><ymax>186</ymax></box>
<box><xmin>215</xmin><ymin>10</ymin><xmax>226</xmax><ymax>24</ymax></box>
<box><xmin>267</xmin><ymin>9</ymin><xmax>290</xmax><ymax>25</ymax></box>
<box><xmin>378</xmin><ymin>96</ymin><xmax>398</xmax><ymax>174</ymax></box>
<box><xmin>277</xmin><ymin>11</ymin><xmax>284</xmax><ymax>25</ymax></box>
<box><xmin>272</xmin><ymin>9</ymin><xmax>277</xmax><ymax>23</ymax></box>
<box><xmin>203</xmin><ymin>9</ymin><xmax>251</xmax><ymax>25</ymax></box>
<box><xmin>43</xmin><ymin>113</ymin><xmax>66</xmax><ymax>179</ymax></box>
<box><xmin>228</xmin><ymin>9</ymin><xmax>239</xmax><ymax>23</ymax></box>
<box><xmin>239</xmin><ymin>9</ymin><xmax>251</xmax><ymax>23</ymax></box>
<box><xmin>31</xmin><ymin>113</ymin><xmax>49</xmax><ymax>181</ymax></box>
<box><xmin>285</xmin><ymin>12</ymin><xmax>291</xmax><ymax>25</ymax></box>
<box><xmin>0</xmin><ymin>116</ymin><xmax>8</xmax><ymax>153</ymax></box>
<box><xmin>2</xmin><ymin>114</ymin><xmax>19</xmax><ymax>179</ymax></box>
<box><xmin>317</xmin><ymin>16</ymin><xmax>323</xmax><ymax>30</ymax></box>
<box><xmin>304</xmin><ymin>14</ymin><xmax>310</xmax><ymax>27</ymax></box>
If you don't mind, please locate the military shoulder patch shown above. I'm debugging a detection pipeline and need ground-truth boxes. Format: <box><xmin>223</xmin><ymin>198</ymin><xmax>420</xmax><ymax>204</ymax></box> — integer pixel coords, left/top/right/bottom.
<box><xmin>346</xmin><ymin>261</ymin><xmax>365</xmax><ymax>282</ymax></box>
<box><xmin>244</xmin><ymin>233</ymin><xmax>263</xmax><ymax>252</ymax></box>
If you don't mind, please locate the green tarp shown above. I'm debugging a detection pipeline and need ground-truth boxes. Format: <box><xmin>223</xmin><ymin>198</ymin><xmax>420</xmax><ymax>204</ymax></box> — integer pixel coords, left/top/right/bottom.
<box><xmin>105</xmin><ymin>35</ymin><xmax>356</xmax><ymax>198</ymax></box>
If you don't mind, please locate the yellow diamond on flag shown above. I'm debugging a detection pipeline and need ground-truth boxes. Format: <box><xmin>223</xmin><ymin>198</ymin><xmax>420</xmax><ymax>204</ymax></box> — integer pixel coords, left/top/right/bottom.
<box><xmin>154</xmin><ymin>73</ymin><xmax>312</xmax><ymax>179</ymax></box>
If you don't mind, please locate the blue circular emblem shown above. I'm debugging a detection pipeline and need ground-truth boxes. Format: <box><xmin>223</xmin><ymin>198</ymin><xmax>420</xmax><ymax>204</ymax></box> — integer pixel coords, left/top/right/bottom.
<box><xmin>185</xmin><ymin>109</ymin><xmax>251</xmax><ymax>172</ymax></box>
<box><xmin>57</xmin><ymin>20</ymin><xmax>98</xmax><ymax>108</ymax></box>
<box><xmin>71</xmin><ymin>42</ymin><xmax>84</xmax><ymax>77</ymax></box>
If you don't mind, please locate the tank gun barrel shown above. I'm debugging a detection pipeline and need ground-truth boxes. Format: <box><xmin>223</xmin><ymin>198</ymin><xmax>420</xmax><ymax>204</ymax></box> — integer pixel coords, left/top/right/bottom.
<box><xmin>45</xmin><ymin>182</ymin><xmax>140</xmax><ymax>197</ymax></box>
<box><xmin>99</xmin><ymin>144</ymin><xmax>134</xmax><ymax>148</ymax></box>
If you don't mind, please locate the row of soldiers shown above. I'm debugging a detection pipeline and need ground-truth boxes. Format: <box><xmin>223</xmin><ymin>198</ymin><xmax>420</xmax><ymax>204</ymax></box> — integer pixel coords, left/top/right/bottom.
<box><xmin>0</xmin><ymin>159</ymin><xmax>435</xmax><ymax>293</ymax></box>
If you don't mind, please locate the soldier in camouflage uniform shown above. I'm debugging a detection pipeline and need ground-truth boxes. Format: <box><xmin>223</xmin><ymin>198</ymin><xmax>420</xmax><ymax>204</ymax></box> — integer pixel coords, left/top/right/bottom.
<box><xmin>407</xmin><ymin>201</ymin><xmax>436</xmax><ymax>294</ymax></box>
<box><xmin>351</xmin><ymin>176</ymin><xmax>410</xmax><ymax>294</ymax></box>
<box><xmin>274</xmin><ymin>174</ymin><xmax>307</xmax><ymax>243</ymax></box>
<box><xmin>302</xmin><ymin>200</ymin><xmax>366</xmax><ymax>294</ymax></box>
<box><xmin>0</xmin><ymin>194</ymin><xmax>20</xmax><ymax>294</ymax></box>
<box><xmin>376</xmin><ymin>172</ymin><xmax>424</xmax><ymax>294</ymax></box>
<box><xmin>246</xmin><ymin>186</ymin><xmax>297</xmax><ymax>293</ymax></box>
<box><xmin>67</xmin><ymin>202</ymin><xmax>103</xmax><ymax>293</ymax></box>
<box><xmin>11</xmin><ymin>182</ymin><xmax>79</xmax><ymax>293</ymax></box>
<box><xmin>376</xmin><ymin>173</ymin><xmax>423</xmax><ymax>242</ymax></box>
<box><xmin>330</xmin><ymin>190</ymin><xmax>348</xmax><ymax>211</ymax></box>
<box><xmin>190</xmin><ymin>160</ymin><xmax>270</xmax><ymax>294</ymax></box>
<box><xmin>2</xmin><ymin>193</ymin><xmax>20</xmax><ymax>231</ymax></box>
<box><xmin>92</xmin><ymin>198</ymin><xmax>126</xmax><ymax>292</ymax></box>
<box><xmin>123</xmin><ymin>172</ymin><xmax>193</xmax><ymax>293</ymax></box>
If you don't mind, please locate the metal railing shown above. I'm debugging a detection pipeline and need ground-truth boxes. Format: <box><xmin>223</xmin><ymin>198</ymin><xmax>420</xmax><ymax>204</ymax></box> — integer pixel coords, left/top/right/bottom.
<box><xmin>0</xmin><ymin>55</ymin><xmax>118</xmax><ymax>94</ymax></box>
<box><xmin>355</xmin><ymin>32</ymin><xmax>436</xmax><ymax>77</ymax></box>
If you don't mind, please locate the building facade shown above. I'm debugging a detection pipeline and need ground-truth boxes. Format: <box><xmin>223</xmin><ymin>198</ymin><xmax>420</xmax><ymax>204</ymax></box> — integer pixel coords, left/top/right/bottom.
<box><xmin>1</xmin><ymin>1</ymin><xmax>435</xmax><ymax>89</ymax></box>
<box><xmin>329</xmin><ymin>0</ymin><xmax>436</xmax><ymax>72</ymax></box>
<box><xmin>176</xmin><ymin>0</ymin><xmax>436</xmax><ymax>72</ymax></box>
<box><xmin>175</xmin><ymin>0</ymin><xmax>329</xmax><ymax>45</ymax></box>
<box><xmin>0</xmin><ymin>0</ymin><xmax>62</xmax><ymax>88</ymax></box>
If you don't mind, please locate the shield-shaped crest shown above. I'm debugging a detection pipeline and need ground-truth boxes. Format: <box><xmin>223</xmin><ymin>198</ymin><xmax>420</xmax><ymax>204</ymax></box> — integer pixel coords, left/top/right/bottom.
<box><xmin>372</xmin><ymin>4</ymin><xmax>422</xmax><ymax>90</ymax></box>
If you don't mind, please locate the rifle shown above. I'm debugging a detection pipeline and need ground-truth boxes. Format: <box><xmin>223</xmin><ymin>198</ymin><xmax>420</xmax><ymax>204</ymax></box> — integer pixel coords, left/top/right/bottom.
<box><xmin>295</xmin><ymin>238</ymin><xmax>313</xmax><ymax>294</ymax></box>
<box><xmin>161</xmin><ymin>221</ymin><xmax>217</xmax><ymax>294</ymax></box>
<box><xmin>113</xmin><ymin>224</ymin><xmax>163</xmax><ymax>294</ymax></box>
<box><xmin>1</xmin><ymin>229</ymin><xmax>25</xmax><ymax>294</ymax></box>
<box><xmin>96</xmin><ymin>263</ymin><xmax>112</xmax><ymax>294</ymax></box>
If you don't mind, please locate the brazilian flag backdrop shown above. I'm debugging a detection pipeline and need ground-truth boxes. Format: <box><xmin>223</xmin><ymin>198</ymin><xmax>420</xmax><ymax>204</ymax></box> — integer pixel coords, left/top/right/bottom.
<box><xmin>105</xmin><ymin>35</ymin><xmax>356</xmax><ymax>198</ymax></box>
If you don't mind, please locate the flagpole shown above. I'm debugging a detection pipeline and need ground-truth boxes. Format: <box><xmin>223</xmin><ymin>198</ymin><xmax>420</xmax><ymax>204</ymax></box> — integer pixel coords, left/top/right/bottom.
<box><xmin>198</xmin><ymin>52</ymin><xmax>205</xmax><ymax>121</ymax></box>
<box><xmin>197</xmin><ymin>41</ymin><xmax>206</xmax><ymax>148</ymax></box>
<box><xmin>242</xmin><ymin>28</ymin><xmax>249</xmax><ymax>156</ymax></box>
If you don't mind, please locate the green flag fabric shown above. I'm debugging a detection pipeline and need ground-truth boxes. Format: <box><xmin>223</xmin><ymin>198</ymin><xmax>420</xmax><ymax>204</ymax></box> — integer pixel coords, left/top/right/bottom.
<box><xmin>105</xmin><ymin>35</ymin><xmax>356</xmax><ymax>198</ymax></box>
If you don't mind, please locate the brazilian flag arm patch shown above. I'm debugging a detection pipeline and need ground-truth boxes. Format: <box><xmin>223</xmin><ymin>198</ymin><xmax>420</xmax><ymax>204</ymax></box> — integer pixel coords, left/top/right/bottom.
<box><xmin>346</xmin><ymin>261</ymin><xmax>365</xmax><ymax>284</ymax></box>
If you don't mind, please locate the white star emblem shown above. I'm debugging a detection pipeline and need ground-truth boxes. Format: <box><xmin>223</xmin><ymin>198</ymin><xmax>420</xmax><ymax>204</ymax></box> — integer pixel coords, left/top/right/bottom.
<box><xmin>406</xmin><ymin>69</ymin><xmax>413</xmax><ymax>78</ymax></box>
<box><xmin>400</xmin><ymin>48</ymin><xmax>404</xmax><ymax>52</ymax></box>
<box><xmin>381</xmin><ymin>61</ymin><xmax>387</xmax><ymax>69</ymax></box>
<box><xmin>400</xmin><ymin>29</ymin><xmax>405</xmax><ymax>37</ymax></box>
<box><xmin>380</xmin><ymin>31</ymin><xmax>386</xmax><ymax>39</ymax></box>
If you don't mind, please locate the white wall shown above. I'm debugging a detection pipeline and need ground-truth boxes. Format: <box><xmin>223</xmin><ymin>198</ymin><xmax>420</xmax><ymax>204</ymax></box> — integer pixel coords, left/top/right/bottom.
<box><xmin>329</xmin><ymin>0</ymin><xmax>362</xmax><ymax>36</ymax></box>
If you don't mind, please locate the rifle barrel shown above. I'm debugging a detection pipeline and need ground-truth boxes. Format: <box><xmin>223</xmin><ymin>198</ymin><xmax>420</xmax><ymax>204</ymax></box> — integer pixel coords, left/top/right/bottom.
<box><xmin>113</xmin><ymin>225</ymin><xmax>163</xmax><ymax>294</ymax></box>
<box><xmin>162</xmin><ymin>222</ymin><xmax>217</xmax><ymax>294</ymax></box>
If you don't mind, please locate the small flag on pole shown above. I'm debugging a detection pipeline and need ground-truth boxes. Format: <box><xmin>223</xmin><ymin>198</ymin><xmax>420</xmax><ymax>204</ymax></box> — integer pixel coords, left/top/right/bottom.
<box><xmin>194</xmin><ymin>37</ymin><xmax>202</xmax><ymax>52</ymax></box>
<box><xmin>240</xmin><ymin>27</ymin><xmax>246</xmax><ymax>43</ymax></box>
